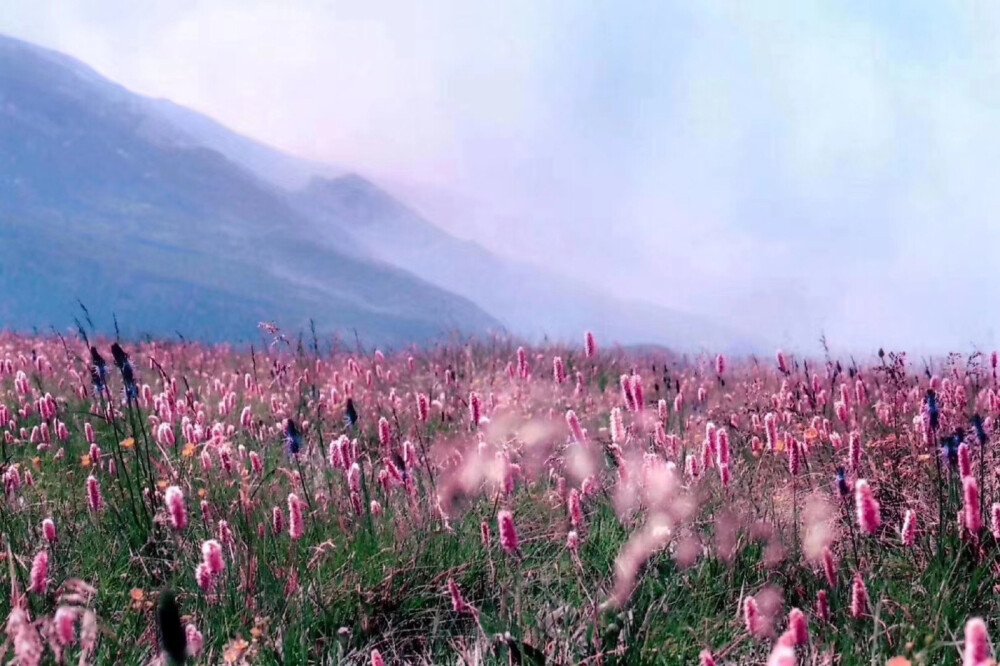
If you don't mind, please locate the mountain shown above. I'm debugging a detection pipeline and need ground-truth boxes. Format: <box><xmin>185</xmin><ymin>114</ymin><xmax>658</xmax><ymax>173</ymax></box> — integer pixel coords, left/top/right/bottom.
<box><xmin>290</xmin><ymin>175</ymin><xmax>755</xmax><ymax>352</ymax></box>
<box><xmin>0</xmin><ymin>34</ymin><xmax>500</xmax><ymax>345</ymax></box>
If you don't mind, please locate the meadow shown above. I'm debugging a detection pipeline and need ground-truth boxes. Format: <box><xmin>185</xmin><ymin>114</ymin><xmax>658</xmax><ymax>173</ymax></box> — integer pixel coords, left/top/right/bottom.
<box><xmin>0</xmin><ymin>327</ymin><xmax>997</xmax><ymax>665</ymax></box>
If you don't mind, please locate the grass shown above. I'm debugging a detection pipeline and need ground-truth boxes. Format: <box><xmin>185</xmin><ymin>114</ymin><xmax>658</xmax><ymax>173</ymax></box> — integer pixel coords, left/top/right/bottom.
<box><xmin>0</xmin><ymin>333</ymin><xmax>998</xmax><ymax>664</ymax></box>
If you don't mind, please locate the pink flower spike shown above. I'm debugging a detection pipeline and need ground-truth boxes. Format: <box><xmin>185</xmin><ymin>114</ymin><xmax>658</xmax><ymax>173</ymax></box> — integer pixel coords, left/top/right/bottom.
<box><xmin>854</xmin><ymin>479</ymin><xmax>881</xmax><ymax>535</ymax></box>
<box><xmin>165</xmin><ymin>485</ymin><xmax>188</xmax><ymax>531</ymax></box>
<box><xmin>29</xmin><ymin>550</ymin><xmax>49</xmax><ymax>595</ymax></box>
<box><xmin>964</xmin><ymin>617</ymin><xmax>993</xmax><ymax>666</ymax></box>
<box><xmin>497</xmin><ymin>510</ymin><xmax>521</xmax><ymax>556</ymax></box>
<box><xmin>42</xmin><ymin>517</ymin><xmax>57</xmax><ymax>544</ymax></box>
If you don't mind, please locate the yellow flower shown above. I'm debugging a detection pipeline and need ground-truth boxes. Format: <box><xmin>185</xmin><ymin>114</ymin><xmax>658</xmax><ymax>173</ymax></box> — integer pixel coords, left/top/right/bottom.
<box><xmin>121</xmin><ymin>437</ymin><xmax>135</xmax><ymax>451</ymax></box>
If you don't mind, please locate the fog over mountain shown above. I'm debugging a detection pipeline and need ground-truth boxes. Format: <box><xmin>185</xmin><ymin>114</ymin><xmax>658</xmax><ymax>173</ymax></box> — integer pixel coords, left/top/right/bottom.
<box><xmin>0</xmin><ymin>34</ymin><xmax>747</xmax><ymax>351</ymax></box>
<box><xmin>0</xmin><ymin>35</ymin><xmax>499</xmax><ymax>345</ymax></box>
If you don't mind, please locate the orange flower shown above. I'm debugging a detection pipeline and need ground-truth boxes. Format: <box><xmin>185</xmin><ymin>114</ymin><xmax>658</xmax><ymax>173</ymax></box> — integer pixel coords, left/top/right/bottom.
<box><xmin>130</xmin><ymin>588</ymin><xmax>145</xmax><ymax>602</ymax></box>
<box><xmin>182</xmin><ymin>444</ymin><xmax>196</xmax><ymax>459</ymax></box>
<box><xmin>886</xmin><ymin>658</ymin><xmax>911</xmax><ymax>666</ymax></box>
<box><xmin>804</xmin><ymin>428</ymin><xmax>819</xmax><ymax>441</ymax></box>
<box><xmin>198</xmin><ymin>488</ymin><xmax>208</xmax><ymax>499</ymax></box>
<box><xmin>80</xmin><ymin>454</ymin><xmax>92</xmax><ymax>468</ymax></box>
<box><xmin>121</xmin><ymin>437</ymin><xmax>135</xmax><ymax>451</ymax></box>
<box><xmin>224</xmin><ymin>638</ymin><xmax>250</xmax><ymax>664</ymax></box>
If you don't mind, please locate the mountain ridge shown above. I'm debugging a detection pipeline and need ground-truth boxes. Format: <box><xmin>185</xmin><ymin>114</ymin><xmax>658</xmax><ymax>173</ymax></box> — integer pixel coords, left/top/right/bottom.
<box><xmin>0</xmin><ymin>33</ymin><xmax>500</xmax><ymax>345</ymax></box>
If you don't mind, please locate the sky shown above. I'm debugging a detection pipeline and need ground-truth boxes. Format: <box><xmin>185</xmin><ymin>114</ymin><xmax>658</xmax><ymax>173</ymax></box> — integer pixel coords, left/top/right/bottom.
<box><xmin>3</xmin><ymin>0</ymin><xmax>1000</xmax><ymax>353</ymax></box>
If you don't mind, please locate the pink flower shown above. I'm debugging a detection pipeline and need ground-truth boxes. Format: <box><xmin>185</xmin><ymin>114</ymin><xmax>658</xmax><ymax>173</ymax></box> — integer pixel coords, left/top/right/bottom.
<box><xmin>609</xmin><ymin>408</ymin><xmax>625</xmax><ymax>444</ymax></box>
<box><xmin>347</xmin><ymin>463</ymin><xmax>361</xmax><ymax>493</ymax></box>
<box><xmin>6</xmin><ymin>607</ymin><xmax>43</xmax><ymax>666</ymax></box>
<box><xmin>29</xmin><ymin>550</ymin><xmax>48</xmax><ymax>595</ymax></box>
<box><xmin>568</xmin><ymin>488</ymin><xmax>584</xmax><ymax>529</ymax></box>
<box><xmin>776</xmin><ymin>350</ymin><xmax>788</xmax><ymax>374</ymax></box>
<box><xmin>272</xmin><ymin>506</ymin><xmax>285</xmax><ymax>535</ymax></box>
<box><xmin>715</xmin><ymin>354</ymin><xmax>726</xmax><ymax>376</ymax></box>
<box><xmin>854</xmin><ymin>479</ymin><xmax>881</xmax><ymax>535</ymax></box>
<box><xmin>631</xmin><ymin>375</ymin><xmax>645</xmax><ymax>411</ymax></box>
<box><xmin>821</xmin><ymin>547</ymin><xmax>837</xmax><ymax>588</ymax></box>
<box><xmin>249</xmin><ymin>451</ymin><xmax>263</xmax><ymax>475</ymax></box>
<box><xmin>991</xmin><ymin>503</ymin><xmax>1000</xmax><ymax>540</ymax></box>
<box><xmin>469</xmin><ymin>392</ymin><xmax>482</xmax><ymax>426</ymax></box>
<box><xmin>53</xmin><ymin>607</ymin><xmax>77</xmax><ymax>646</ymax></box>
<box><xmin>480</xmin><ymin>521</ymin><xmax>492</xmax><ymax>548</ymax></box>
<box><xmin>201</xmin><ymin>539</ymin><xmax>225</xmax><ymax>576</ymax></box>
<box><xmin>964</xmin><ymin>617</ymin><xmax>993</xmax><ymax>666</ymax></box>
<box><xmin>620</xmin><ymin>374</ymin><xmax>637</xmax><ymax>411</ymax></box>
<box><xmin>371</xmin><ymin>649</ymin><xmax>385</xmax><ymax>666</ymax></box>
<box><xmin>743</xmin><ymin>596</ymin><xmax>760</xmax><ymax>635</ymax></box>
<box><xmin>766</xmin><ymin>642</ymin><xmax>796</xmax><ymax>666</ymax></box>
<box><xmin>89</xmin><ymin>444</ymin><xmax>102</xmax><ymax>467</ymax></box>
<box><xmin>416</xmin><ymin>394</ymin><xmax>430</xmax><ymax>422</ymax></box>
<box><xmin>195</xmin><ymin>563</ymin><xmax>214</xmax><ymax>593</ymax></box>
<box><xmin>566</xmin><ymin>410</ymin><xmax>585</xmax><ymax>443</ymax></box>
<box><xmin>584</xmin><ymin>331</ymin><xmax>597</xmax><ymax>358</ymax></box>
<box><xmin>156</xmin><ymin>422</ymin><xmax>175</xmax><ymax>447</ymax></box>
<box><xmin>240</xmin><ymin>406</ymin><xmax>253</xmax><ymax>429</ymax></box>
<box><xmin>848</xmin><ymin>431</ymin><xmax>862</xmax><ymax>469</ymax></box>
<box><xmin>42</xmin><ymin>518</ymin><xmax>57</xmax><ymax>544</ymax></box>
<box><xmin>699</xmin><ymin>650</ymin><xmax>717</xmax><ymax>666</ymax></box>
<box><xmin>288</xmin><ymin>493</ymin><xmax>305</xmax><ymax>540</ymax></box>
<box><xmin>497</xmin><ymin>510</ymin><xmax>520</xmax><ymax>556</ymax></box>
<box><xmin>553</xmin><ymin>356</ymin><xmax>566</xmax><ymax>384</ymax></box>
<box><xmin>787</xmin><ymin>435</ymin><xmax>800</xmax><ymax>476</ymax></box>
<box><xmin>165</xmin><ymin>486</ymin><xmax>188</xmax><ymax>531</ymax></box>
<box><xmin>959</xmin><ymin>442</ymin><xmax>973</xmax><ymax>478</ymax></box>
<box><xmin>901</xmin><ymin>509</ymin><xmax>917</xmax><ymax>546</ymax></box>
<box><xmin>716</xmin><ymin>428</ymin><xmax>730</xmax><ymax>468</ymax></box>
<box><xmin>86</xmin><ymin>475</ymin><xmax>104</xmax><ymax>513</ymax></box>
<box><xmin>448</xmin><ymin>578</ymin><xmax>474</xmax><ymax>614</ymax></box>
<box><xmin>217</xmin><ymin>520</ymin><xmax>234</xmax><ymax>550</ymax></box>
<box><xmin>378</xmin><ymin>417</ymin><xmax>392</xmax><ymax>448</ymax></box>
<box><xmin>516</xmin><ymin>346</ymin><xmax>529</xmax><ymax>379</ymax></box>
<box><xmin>964</xmin><ymin>476</ymin><xmax>983</xmax><ymax>535</ymax></box>
<box><xmin>850</xmin><ymin>573</ymin><xmax>870</xmax><ymax>619</ymax></box>
<box><xmin>186</xmin><ymin>624</ymin><xmax>204</xmax><ymax>657</ymax></box>
<box><xmin>816</xmin><ymin>590</ymin><xmax>830</xmax><ymax>622</ymax></box>
<box><xmin>567</xmin><ymin>530</ymin><xmax>580</xmax><ymax>555</ymax></box>
<box><xmin>787</xmin><ymin>607</ymin><xmax>808</xmax><ymax>645</ymax></box>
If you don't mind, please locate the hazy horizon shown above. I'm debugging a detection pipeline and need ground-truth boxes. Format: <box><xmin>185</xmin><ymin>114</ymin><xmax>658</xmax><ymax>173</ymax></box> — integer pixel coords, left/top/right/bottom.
<box><xmin>4</xmin><ymin>1</ymin><xmax>1000</xmax><ymax>355</ymax></box>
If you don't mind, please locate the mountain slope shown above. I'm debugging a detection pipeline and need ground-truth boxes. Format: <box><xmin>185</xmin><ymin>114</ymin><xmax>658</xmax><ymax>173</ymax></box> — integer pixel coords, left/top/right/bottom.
<box><xmin>0</xmin><ymin>34</ymin><xmax>500</xmax><ymax>344</ymax></box>
<box><xmin>291</xmin><ymin>175</ymin><xmax>755</xmax><ymax>352</ymax></box>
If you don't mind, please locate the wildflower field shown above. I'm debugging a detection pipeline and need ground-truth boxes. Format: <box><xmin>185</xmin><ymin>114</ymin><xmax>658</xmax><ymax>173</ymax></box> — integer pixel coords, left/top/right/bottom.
<box><xmin>1</xmin><ymin>328</ymin><xmax>998</xmax><ymax>665</ymax></box>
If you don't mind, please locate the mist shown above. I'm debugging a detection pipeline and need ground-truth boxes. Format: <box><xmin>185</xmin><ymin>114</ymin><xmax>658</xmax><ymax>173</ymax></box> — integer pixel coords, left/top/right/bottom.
<box><xmin>5</xmin><ymin>0</ymin><xmax>1000</xmax><ymax>354</ymax></box>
